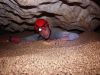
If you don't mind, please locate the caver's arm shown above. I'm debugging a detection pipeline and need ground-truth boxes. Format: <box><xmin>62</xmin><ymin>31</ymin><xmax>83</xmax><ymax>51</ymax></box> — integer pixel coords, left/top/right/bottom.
<box><xmin>50</xmin><ymin>28</ymin><xmax>79</xmax><ymax>41</ymax></box>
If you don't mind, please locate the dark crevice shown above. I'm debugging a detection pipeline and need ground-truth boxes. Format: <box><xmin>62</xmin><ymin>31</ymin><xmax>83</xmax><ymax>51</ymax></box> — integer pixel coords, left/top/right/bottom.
<box><xmin>91</xmin><ymin>0</ymin><xmax>100</xmax><ymax>7</ymax></box>
<box><xmin>67</xmin><ymin>29</ymin><xmax>84</xmax><ymax>34</ymax></box>
<box><xmin>91</xmin><ymin>17</ymin><xmax>100</xmax><ymax>33</ymax></box>
<box><xmin>92</xmin><ymin>17</ymin><xmax>100</xmax><ymax>21</ymax></box>
<box><xmin>19</xmin><ymin>5</ymin><xmax>37</xmax><ymax>9</ymax></box>
<box><xmin>39</xmin><ymin>1</ymin><xmax>59</xmax><ymax>5</ymax></box>
<box><xmin>94</xmin><ymin>25</ymin><xmax>100</xmax><ymax>33</ymax></box>
<box><xmin>60</xmin><ymin>0</ymin><xmax>81</xmax><ymax>5</ymax></box>
<box><xmin>53</xmin><ymin>26</ymin><xmax>85</xmax><ymax>34</ymax></box>
<box><xmin>60</xmin><ymin>0</ymin><xmax>89</xmax><ymax>9</ymax></box>
<box><xmin>13</xmin><ymin>0</ymin><xmax>20</xmax><ymax>5</ymax></box>
<box><xmin>14</xmin><ymin>0</ymin><xmax>37</xmax><ymax>9</ymax></box>
<box><xmin>0</xmin><ymin>25</ymin><xmax>10</xmax><ymax>35</ymax></box>
<box><xmin>53</xmin><ymin>25</ymin><xmax>65</xmax><ymax>30</ymax></box>
<box><xmin>35</xmin><ymin>11</ymin><xmax>62</xmax><ymax>18</ymax></box>
<box><xmin>0</xmin><ymin>15</ymin><xmax>10</xmax><ymax>19</ymax></box>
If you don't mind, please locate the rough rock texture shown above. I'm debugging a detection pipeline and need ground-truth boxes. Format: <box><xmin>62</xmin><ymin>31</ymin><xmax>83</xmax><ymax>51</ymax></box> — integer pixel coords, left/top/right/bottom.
<box><xmin>0</xmin><ymin>32</ymin><xmax>100</xmax><ymax>75</ymax></box>
<box><xmin>0</xmin><ymin>0</ymin><xmax>100</xmax><ymax>32</ymax></box>
<box><xmin>0</xmin><ymin>0</ymin><xmax>100</xmax><ymax>75</ymax></box>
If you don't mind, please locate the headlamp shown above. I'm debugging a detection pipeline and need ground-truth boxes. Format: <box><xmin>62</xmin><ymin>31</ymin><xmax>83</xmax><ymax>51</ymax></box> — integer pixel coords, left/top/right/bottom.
<box><xmin>38</xmin><ymin>28</ymin><xmax>42</xmax><ymax>31</ymax></box>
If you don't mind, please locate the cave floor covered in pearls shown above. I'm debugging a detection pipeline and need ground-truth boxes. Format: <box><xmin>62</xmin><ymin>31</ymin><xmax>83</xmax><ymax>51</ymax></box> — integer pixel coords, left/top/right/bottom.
<box><xmin>0</xmin><ymin>32</ymin><xmax>100</xmax><ymax>75</ymax></box>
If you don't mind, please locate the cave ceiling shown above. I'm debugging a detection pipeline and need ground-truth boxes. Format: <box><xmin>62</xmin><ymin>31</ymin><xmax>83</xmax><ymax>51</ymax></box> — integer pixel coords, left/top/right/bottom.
<box><xmin>0</xmin><ymin>0</ymin><xmax>100</xmax><ymax>32</ymax></box>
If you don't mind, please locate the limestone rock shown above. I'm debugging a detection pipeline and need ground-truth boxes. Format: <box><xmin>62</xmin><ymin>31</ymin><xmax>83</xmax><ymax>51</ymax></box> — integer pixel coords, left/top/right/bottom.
<box><xmin>0</xmin><ymin>0</ymin><xmax>99</xmax><ymax>32</ymax></box>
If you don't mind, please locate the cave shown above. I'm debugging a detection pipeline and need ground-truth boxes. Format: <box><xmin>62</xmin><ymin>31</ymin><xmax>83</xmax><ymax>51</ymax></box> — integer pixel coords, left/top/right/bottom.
<box><xmin>0</xmin><ymin>0</ymin><xmax>100</xmax><ymax>75</ymax></box>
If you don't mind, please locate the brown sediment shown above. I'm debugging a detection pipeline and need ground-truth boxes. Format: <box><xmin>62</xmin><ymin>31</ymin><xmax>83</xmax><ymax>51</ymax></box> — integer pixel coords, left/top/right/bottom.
<box><xmin>0</xmin><ymin>32</ymin><xmax>100</xmax><ymax>75</ymax></box>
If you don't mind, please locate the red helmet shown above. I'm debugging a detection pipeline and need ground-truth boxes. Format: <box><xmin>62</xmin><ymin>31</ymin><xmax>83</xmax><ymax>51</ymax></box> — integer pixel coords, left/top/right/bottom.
<box><xmin>35</xmin><ymin>19</ymin><xmax>48</xmax><ymax>31</ymax></box>
<box><xmin>35</xmin><ymin>19</ymin><xmax>47</xmax><ymax>27</ymax></box>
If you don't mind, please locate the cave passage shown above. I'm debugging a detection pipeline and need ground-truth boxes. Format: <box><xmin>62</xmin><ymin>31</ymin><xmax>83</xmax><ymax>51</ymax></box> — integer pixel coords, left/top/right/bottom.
<box><xmin>0</xmin><ymin>26</ymin><xmax>82</xmax><ymax>44</ymax></box>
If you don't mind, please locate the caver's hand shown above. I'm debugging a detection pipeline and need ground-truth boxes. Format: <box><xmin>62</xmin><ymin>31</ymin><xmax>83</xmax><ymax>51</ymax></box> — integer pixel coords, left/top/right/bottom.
<box><xmin>9</xmin><ymin>36</ymin><xmax>21</xmax><ymax>44</ymax></box>
<box><xmin>34</xmin><ymin>18</ymin><xmax>51</xmax><ymax>40</ymax></box>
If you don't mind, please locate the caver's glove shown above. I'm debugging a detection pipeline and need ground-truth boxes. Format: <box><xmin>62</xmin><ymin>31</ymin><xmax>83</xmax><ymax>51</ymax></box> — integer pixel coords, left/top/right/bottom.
<box><xmin>9</xmin><ymin>36</ymin><xmax>21</xmax><ymax>44</ymax></box>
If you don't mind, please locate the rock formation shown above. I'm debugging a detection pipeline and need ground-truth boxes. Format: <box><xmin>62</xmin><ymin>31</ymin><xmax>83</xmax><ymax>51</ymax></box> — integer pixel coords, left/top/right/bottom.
<box><xmin>0</xmin><ymin>0</ymin><xmax>100</xmax><ymax>75</ymax></box>
<box><xmin>0</xmin><ymin>0</ymin><xmax>100</xmax><ymax>32</ymax></box>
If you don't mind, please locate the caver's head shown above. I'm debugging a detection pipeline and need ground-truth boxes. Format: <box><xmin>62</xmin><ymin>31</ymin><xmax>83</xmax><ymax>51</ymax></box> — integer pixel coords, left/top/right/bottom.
<box><xmin>34</xmin><ymin>18</ymin><xmax>51</xmax><ymax>40</ymax></box>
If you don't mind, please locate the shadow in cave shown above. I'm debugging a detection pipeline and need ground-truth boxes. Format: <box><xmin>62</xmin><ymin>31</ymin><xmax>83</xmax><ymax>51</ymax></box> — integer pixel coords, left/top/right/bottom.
<box><xmin>0</xmin><ymin>15</ymin><xmax>100</xmax><ymax>57</ymax></box>
<box><xmin>34</xmin><ymin>11</ymin><xmax>62</xmax><ymax>18</ymax></box>
<box><xmin>0</xmin><ymin>10</ymin><xmax>100</xmax><ymax>57</ymax></box>
<box><xmin>59</xmin><ymin>0</ymin><xmax>89</xmax><ymax>8</ymax></box>
<box><xmin>0</xmin><ymin>31</ymin><xmax>100</xmax><ymax>58</ymax></box>
<box><xmin>67</xmin><ymin>29</ymin><xmax>84</xmax><ymax>34</ymax></box>
<box><xmin>91</xmin><ymin>0</ymin><xmax>100</xmax><ymax>7</ymax></box>
<box><xmin>94</xmin><ymin>25</ymin><xmax>100</xmax><ymax>33</ymax></box>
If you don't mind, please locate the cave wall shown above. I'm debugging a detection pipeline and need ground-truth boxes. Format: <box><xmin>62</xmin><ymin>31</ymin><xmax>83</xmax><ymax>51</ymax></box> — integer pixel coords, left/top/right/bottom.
<box><xmin>0</xmin><ymin>0</ymin><xmax>100</xmax><ymax>32</ymax></box>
